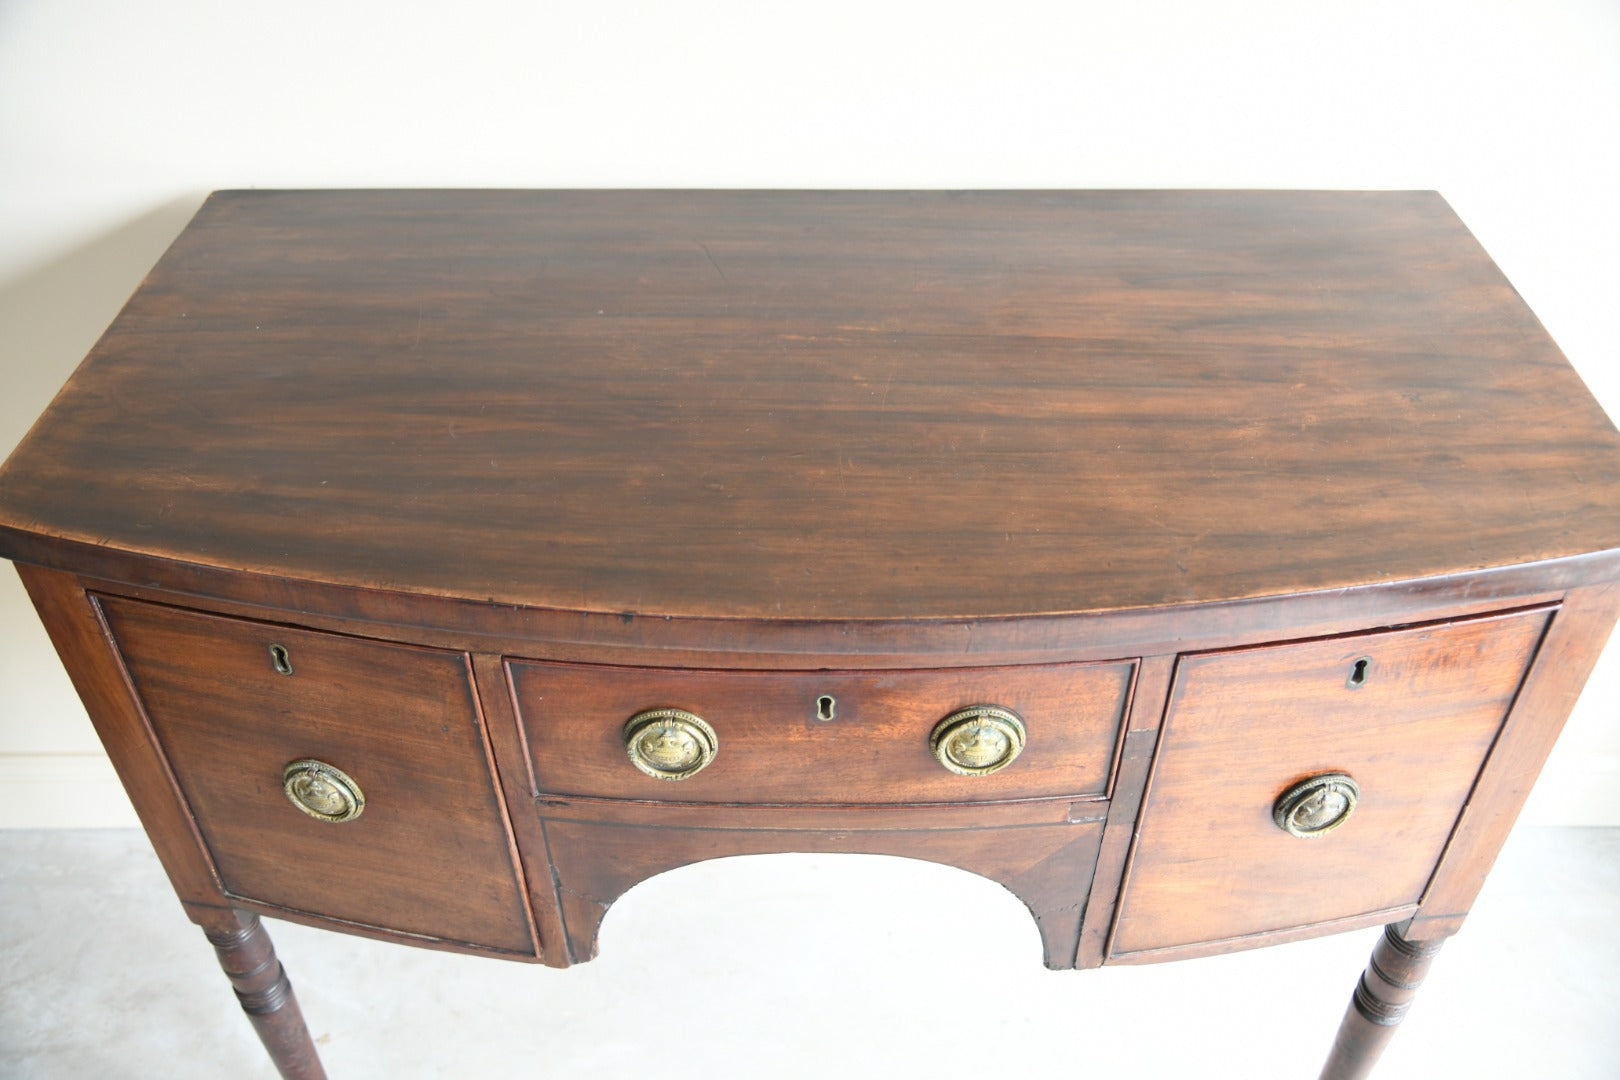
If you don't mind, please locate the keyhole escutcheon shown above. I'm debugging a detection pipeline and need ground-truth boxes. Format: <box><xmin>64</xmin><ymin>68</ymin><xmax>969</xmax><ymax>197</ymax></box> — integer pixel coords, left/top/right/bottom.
<box><xmin>1347</xmin><ymin>656</ymin><xmax>1371</xmax><ymax>689</ymax></box>
<box><xmin>269</xmin><ymin>643</ymin><xmax>293</xmax><ymax>676</ymax></box>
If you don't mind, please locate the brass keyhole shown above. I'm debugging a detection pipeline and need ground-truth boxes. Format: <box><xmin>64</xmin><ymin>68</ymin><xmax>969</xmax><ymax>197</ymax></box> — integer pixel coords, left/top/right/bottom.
<box><xmin>1347</xmin><ymin>656</ymin><xmax>1371</xmax><ymax>689</ymax></box>
<box><xmin>816</xmin><ymin>695</ymin><xmax>837</xmax><ymax>722</ymax></box>
<box><xmin>268</xmin><ymin>643</ymin><xmax>293</xmax><ymax>676</ymax></box>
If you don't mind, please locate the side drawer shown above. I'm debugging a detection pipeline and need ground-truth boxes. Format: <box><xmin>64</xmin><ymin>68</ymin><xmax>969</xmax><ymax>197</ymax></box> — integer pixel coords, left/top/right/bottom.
<box><xmin>508</xmin><ymin>659</ymin><xmax>1136</xmax><ymax>804</ymax></box>
<box><xmin>97</xmin><ymin>595</ymin><xmax>535</xmax><ymax>955</ymax></box>
<box><xmin>1109</xmin><ymin>606</ymin><xmax>1551</xmax><ymax>959</ymax></box>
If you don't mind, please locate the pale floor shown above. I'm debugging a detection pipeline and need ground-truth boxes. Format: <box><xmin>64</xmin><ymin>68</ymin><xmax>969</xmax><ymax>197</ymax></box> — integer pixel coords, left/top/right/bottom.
<box><xmin>1</xmin><ymin>828</ymin><xmax>1616</xmax><ymax>1079</ymax></box>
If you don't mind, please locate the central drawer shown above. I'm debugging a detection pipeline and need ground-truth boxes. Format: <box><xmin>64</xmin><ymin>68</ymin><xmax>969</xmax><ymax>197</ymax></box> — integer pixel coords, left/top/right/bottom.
<box><xmin>507</xmin><ymin>659</ymin><xmax>1136</xmax><ymax>804</ymax></box>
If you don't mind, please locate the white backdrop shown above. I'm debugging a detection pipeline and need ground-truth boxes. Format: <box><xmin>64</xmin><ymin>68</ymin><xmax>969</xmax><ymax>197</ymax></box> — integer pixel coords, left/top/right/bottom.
<box><xmin>1</xmin><ymin>0</ymin><xmax>1617</xmax><ymax>827</ymax></box>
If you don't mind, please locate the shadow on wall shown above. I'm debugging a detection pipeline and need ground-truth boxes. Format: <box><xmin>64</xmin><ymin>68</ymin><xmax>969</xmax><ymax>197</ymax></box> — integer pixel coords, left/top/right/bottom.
<box><xmin>0</xmin><ymin>196</ymin><xmax>207</xmax><ymax>459</ymax></box>
<box><xmin>0</xmin><ymin>196</ymin><xmax>207</xmax><ymax>816</ymax></box>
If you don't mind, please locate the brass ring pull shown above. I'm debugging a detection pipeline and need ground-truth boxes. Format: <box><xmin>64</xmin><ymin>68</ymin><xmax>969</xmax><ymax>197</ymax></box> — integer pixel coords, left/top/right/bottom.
<box><xmin>282</xmin><ymin>759</ymin><xmax>365</xmax><ymax>823</ymax></box>
<box><xmin>624</xmin><ymin>708</ymin><xmax>719</xmax><ymax>781</ymax></box>
<box><xmin>1273</xmin><ymin>772</ymin><xmax>1360</xmax><ymax>838</ymax></box>
<box><xmin>930</xmin><ymin>705</ymin><xmax>1027</xmax><ymax>777</ymax></box>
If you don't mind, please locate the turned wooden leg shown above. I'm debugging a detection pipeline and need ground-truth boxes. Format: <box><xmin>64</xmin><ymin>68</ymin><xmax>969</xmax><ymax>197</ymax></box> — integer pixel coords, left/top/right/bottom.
<box><xmin>199</xmin><ymin>909</ymin><xmax>327</xmax><ymax>1080</ymax></box>
<box><xmin>1319</xmin><ymin>924</ymin><xmax>1446</xmax><ymax>1080</ymax></box>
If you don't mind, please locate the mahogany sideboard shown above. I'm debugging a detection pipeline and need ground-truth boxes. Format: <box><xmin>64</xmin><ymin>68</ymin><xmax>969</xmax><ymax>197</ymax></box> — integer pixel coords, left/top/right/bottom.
<box><xmin>3</xmin><ymin>190</ymin><xmax>1618</xmax><ymax>1079</ymax></box>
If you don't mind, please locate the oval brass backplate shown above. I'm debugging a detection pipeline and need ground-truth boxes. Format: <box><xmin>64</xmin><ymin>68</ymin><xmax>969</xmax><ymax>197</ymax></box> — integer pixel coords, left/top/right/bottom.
<box><xmin>1272</xmin><ymin>772</ymin><xmax>1360</xmax><ymax>838</ymax></box>
<box><xmin>282</xmin><ymin>759</ymin><xmax>365</xmax><ymax>823</ymax></box>
<box><xmin>624</xmin><ymin>708</ymin><xmax>719</xmax><ymax>780</ymax></box>
<box><xmin>930</xmin><ymin>705</ymin><xmax>1027</xmax><ymax>777</ymax></box>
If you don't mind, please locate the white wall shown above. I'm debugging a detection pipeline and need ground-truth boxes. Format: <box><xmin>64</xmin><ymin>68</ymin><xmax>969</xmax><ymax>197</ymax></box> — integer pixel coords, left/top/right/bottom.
<box><xmin>2</xmin><ymin>0</ymin><xmax>1618</xmax><ymax>826</ymax></box>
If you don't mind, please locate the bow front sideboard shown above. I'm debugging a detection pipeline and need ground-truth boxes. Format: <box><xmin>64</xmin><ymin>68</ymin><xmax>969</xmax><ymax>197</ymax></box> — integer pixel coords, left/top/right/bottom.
<box><xmin>3</xmin><ymin>190</ymin><xmax>1618</xmax><ymax>1078</ymax></box>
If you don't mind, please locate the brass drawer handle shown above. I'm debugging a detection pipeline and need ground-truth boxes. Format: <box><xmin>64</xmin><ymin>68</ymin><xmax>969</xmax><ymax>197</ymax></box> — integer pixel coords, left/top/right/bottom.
<box><xmin>1273</xmin><ymin>772</ymin><xmax>1360</xmax><ymax>838</ymax></box>
<box><xmin>930</xmin><ymin>705</ymin><xmax>1027</xmax><ymax>776</ymax></box>
<box><xmin>282</xmin><ymin>759</ymin><xmax>365</xmax><ymax>823</ymax></box>
<box><xmin>624</xmin><ymin>708</ymin><xmax>719</xmax><ymax>781</ymax></box>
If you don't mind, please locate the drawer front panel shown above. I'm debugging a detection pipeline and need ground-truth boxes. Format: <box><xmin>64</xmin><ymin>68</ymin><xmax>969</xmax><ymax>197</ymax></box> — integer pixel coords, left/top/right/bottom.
<box><xmin>509</xmin><ymin>659</ymin><xmax>1135</xmax><ymax>804</ymax></box>
<box><xmin>98</xmin><ymin>595</ymin><xmax>534</xmax><ymax>955</ymax></box>
<box><xmin>1110</xmin><ymin>606</ymin><xmax>1551</xmax><ymax>958</ymax></box>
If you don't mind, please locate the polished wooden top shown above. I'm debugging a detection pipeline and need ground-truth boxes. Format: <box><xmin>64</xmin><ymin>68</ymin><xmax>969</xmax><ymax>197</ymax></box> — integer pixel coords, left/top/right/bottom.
<box><xmin>2</xmin><ymin>190</ymin><xmax>1618</xmax><ymax>620</ymax></box>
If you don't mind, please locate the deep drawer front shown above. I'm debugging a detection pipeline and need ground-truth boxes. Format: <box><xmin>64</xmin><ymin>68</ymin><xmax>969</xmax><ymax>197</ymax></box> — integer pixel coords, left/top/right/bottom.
<box><xmin>1109</xmin><ymin>606</ymin><xmax>1552</xmax><ymax>958</ymax></box>
<box><xmin>97</xmin><ymin>596</ymin><xmax>534</xmax><ymax>955</ymax></box>
<box><xmin>509</xmin><ymin>659</ymin><xmax>1135</xmax><ymax>804</ymax></box>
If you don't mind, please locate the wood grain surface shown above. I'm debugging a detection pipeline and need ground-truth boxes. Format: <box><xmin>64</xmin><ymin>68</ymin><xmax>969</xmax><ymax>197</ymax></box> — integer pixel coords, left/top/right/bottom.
<box><xmin>3</xmin><ymin>190</ymin><xmax>1617</xmax><ymax>622</ymax></box>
